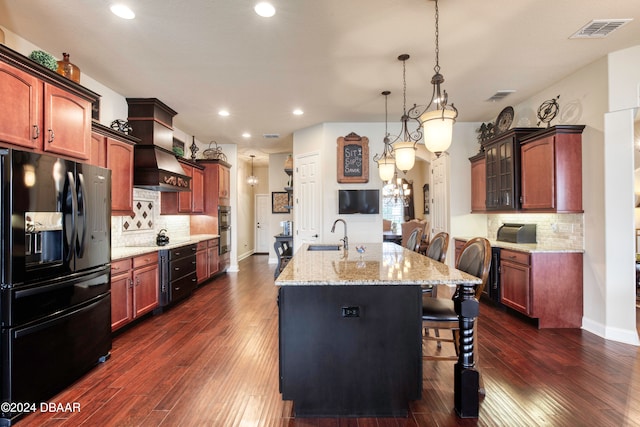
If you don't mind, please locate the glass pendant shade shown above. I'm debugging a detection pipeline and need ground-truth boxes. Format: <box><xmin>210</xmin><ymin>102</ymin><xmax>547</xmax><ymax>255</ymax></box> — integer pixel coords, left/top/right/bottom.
<box><xmin>247</xmin><ymin>155</ymin><xmax>258</xmax><ymax>186</ymax></box>
<box><xmin>393</xmin><ymin>141</ymin><xmax>416</xmax><ymax>172</ymax></box>
<box><xmin>378</xmin><ymin>157</ymin><xmax>395</xmax><ymax>181</ymax></box>
<box><xmin>421</xmin><ymin>108</ymin><xmax>455</xmax><ymax>155</ymax></box>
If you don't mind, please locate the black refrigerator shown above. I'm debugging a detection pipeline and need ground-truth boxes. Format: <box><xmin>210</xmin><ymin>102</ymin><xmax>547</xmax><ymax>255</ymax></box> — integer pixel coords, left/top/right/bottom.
<box><xmin>0</xmin><ymin>148</ymin><xmax>112</xmax><ymax>425</ymax></box>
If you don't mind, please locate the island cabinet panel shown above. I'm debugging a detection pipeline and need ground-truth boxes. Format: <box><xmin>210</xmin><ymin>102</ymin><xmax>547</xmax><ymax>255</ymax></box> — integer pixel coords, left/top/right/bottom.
<box><xmin>500</xmin><ymin>249</ymin><xmax>583</xmax><ymax>328</ymax></box>
<box><xmin>520</xmin><ymin>125</ymin><xmax>584</xmax><ymax>213</ymax></box>
<box><xmin>279</xmin><ymin>285</ymin><xmax>422</xmax><ymax>417</ymax></box>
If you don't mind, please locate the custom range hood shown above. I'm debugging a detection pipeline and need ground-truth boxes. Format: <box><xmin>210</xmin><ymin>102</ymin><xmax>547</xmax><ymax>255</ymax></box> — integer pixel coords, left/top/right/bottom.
<box><xmin>127</xmin><ymin>98</ymin><xmax>191</xmax><ymax>192</ymax></box>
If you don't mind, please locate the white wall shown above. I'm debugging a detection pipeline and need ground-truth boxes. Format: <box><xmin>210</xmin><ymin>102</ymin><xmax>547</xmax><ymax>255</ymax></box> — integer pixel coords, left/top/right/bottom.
<box><xmin>447</xmin><ymin>122</ymin><xmax>489</xmax><ymax>265</ymax></box>
<box><xmin>294</xmin><ymin>122</ymin><xmax>397</xmax><ymax>247</ymax></box>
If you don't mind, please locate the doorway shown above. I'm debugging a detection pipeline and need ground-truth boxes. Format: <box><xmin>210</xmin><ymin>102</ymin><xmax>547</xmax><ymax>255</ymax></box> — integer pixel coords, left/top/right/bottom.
<box><xmin>255</xmin><ymin>194</ymin><xmax>270</xmax><ymax>254</ymax></box>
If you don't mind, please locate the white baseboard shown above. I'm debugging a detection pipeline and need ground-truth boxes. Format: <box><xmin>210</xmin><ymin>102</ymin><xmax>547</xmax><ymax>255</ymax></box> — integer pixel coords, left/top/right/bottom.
<box><xmin>582</xmin><ymin>316</ymin><xmax>640</xmax><ymax>346</ymax></box>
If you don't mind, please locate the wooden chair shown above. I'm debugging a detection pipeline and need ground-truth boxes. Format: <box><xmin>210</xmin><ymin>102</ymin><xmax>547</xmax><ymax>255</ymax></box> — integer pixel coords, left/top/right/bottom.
<box><xmin>383</xmin><ymin>219</ymin><xmax>392</xmax><ymax>232</ymax></box>
<box><xmin>404</xmin><ymin>228</ymin><xmax>422</xmax><ymax>252</ymax></box>
<box><xmin>422</xmin><ymin>232</ymin><xmax>449</xmax><ymax>295</ymax></box>
<box><xmin>425</xmin><ymin>232</ymin><xmax>449</xmax><ymax>263</ymax></box>
<box><xmin>401</xmin><ymin>220</ymin><xmax>425</xmax><ymax>249</ymax></box>
<box><xmin>422</xmin><ymin>237</ymin><xmax>491</xmax><ymax>361</ymax></box>
<box><xmin>273</xmin><ymin>240</ymin><xmax>292</xmax><ymax>279</ymax></box>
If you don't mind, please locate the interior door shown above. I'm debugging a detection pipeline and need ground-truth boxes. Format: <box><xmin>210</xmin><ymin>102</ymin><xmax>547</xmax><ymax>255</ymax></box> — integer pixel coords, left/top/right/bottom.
<box><xmin>294</xmin><ymin>152</ymin><xmax>321</xmax><ymax>251</ymax></box>
<box><xmin>255</xmin><ymin>194</ymin><xmax>270</xmax><ymax>253</ymax></box>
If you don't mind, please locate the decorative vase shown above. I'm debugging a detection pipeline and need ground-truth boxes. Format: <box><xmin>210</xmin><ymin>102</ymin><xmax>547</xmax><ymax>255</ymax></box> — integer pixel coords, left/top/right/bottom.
<box><xmin>56</xmin><ymin>52</ymin><xmax>81</xmax><ymax>83</ymax></box>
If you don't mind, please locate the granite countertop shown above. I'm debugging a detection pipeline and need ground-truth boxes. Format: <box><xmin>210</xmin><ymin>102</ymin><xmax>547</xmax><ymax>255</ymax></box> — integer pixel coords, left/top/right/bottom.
<box><xmin>111</xmin><ymin>234</ymin><xmax>219</xmax><ymax>260</ymax></box>
<box><xmin>454</xmin><ymin>236</ymin><xmax>583</xmax><ymax>253</ymax></box>
<box><xmin>275</xmin><ymin>242</ymin><xmax>481</xmax><ymax>286</ymax></box>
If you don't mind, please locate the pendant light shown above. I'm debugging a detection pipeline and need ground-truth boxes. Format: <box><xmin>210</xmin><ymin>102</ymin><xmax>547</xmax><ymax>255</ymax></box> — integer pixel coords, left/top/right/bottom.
<box><xmin>247</xmin><ymin>155</ymin><xmax>258</xmax><ymax>186</ymax></box>
<box><xmin>373</xmin><ymin>91</ymin><xmax>396</xmax><ymax>182</ymax></box>
<box><xmin>408</xmin><ymin>0</ymin><xmax>458</xmax><ymax>157</ymax></box>
<box><xmin>392</xmin><ymin>54</ymin><xmax>422</xmax><ymax>173</ymax></box>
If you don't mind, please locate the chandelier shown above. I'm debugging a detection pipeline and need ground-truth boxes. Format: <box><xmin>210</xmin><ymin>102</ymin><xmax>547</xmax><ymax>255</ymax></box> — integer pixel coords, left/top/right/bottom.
<box><xmin>373</xmin><ymin>91</ymin><xmax>396</xmax><ymax>182</ymax></box>
<box><xmin>383</xmin><ymin>170</ymin><xmax>411</xmax><ymax>207</ymax></box>
<box><xmin>392</xmin><ymin>54</ymin><xmax>423</xmax><ymax>173</ymax></box>
<box><xmin>247</xmin><ymin>154</ymin><xmax>258</xmax><ymax>186</ymax></box>
<box><xmin>407</xmin><ymin>0</ymin><xmax>458</xmax><ymax>157</ymax></box>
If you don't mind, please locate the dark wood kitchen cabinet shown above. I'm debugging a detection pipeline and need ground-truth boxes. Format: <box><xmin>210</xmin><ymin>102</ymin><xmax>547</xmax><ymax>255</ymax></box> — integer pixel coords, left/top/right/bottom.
<box><xmin>520</xmin><ymin>125</ymin><xmax>585</xmax><ymax>213</ymax></box>
<box><xmin>218</xmin><ymin>162</ymin><xmax>231</xmax><ymax>206</ymax></box>
<box><xmin>500</xmin><ymin>248</ymin><xmax>583</xmax><ymax>328</ymax></box>
<box><xmin>161</xmin><ymin>159</ymin><xmax>204</xmax><ymax>214</ymax></box>
<box><xmin>190</xmin><ymin>159</ymin><xmax>232</xmax><ymax>235</ymax></box>
<box><xmin>484</xmin><ymin>128</ymin><xmax>540</xmax><ymax>211</ymax></box>
<box><xmin>469</xmin><ymin>153</ymin><xmax>486</xmax><ymax>212</ymax></box>
<box><xmin>91</xmin><ymin>123</ymin><xmax>138</xmax><ymax>215</ymax></box>
<box><xmin>110</xmin><ymin>252</ymin><xmax>159</xmax><ymax>331</ymax></box>
<box><xmin>0</xmin><ymin>45</ymin><xmax>98</xmax><ymax>160</ymax></box>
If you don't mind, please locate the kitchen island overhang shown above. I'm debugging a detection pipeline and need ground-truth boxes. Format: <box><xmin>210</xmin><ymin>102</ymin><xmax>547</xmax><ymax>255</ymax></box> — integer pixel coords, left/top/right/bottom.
<box><xmin>275</xmin><ymin>243</ymin><xmax>482</xmax><ymax>418</ymax></box>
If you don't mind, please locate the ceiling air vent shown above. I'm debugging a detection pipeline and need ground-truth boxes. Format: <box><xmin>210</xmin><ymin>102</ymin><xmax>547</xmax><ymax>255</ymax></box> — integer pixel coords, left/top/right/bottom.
<box><xmin>486</xmin><ymin>90</ymin><xmax>516</xmax><ymax>102</ymax></box>
<box><xmin>570</xmin><ymin>19</ymin><xmax>632</xmax><ymax>39</ymax></box>
<box><xmin>263</xmin><ymin>133</ymin><xmax>280</xmax><ymax>139</ymax></box>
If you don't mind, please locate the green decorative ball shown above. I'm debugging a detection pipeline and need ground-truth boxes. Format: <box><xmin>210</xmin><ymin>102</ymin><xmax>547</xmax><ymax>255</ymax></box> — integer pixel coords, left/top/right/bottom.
<box><xmin>29</xmin><ymin>50</ymin><xmax>58</xmax><ymax>71</ymax></box>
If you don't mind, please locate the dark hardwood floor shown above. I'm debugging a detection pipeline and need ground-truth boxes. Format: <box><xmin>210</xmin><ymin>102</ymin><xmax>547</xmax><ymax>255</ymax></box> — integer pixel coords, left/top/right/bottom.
<box><xmin>20</xmin><ymin>255</ymin><xmax>640</xmax><ymax>426</ymax></box>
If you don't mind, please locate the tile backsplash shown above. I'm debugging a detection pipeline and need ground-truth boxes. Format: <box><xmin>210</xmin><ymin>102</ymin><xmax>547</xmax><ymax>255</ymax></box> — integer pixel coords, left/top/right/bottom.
<box><xmin>111</xmin><ymin>188</ymin><xmax>190</xmax><ymax>248</ymax></box>
<box><xmin>487</xmin><ymin>213</ymin><xmax>583</xmax><ymax>250</ymax></box>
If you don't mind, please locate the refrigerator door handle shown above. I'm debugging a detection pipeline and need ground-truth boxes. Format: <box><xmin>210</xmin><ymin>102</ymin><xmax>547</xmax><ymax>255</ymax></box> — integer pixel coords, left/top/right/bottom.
<box><xmin>76</xmin><ymin>172</ymin><xmax>88</xmax><ymax>258</ymax></box>
<box><xmin>66</xmin><ymin>171</ymin><xmax>78</xmax><ymax>264</ymax></box>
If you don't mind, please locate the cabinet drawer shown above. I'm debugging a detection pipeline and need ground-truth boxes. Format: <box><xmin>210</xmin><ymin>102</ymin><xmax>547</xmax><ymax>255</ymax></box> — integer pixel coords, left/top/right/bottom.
<box><xmin>197</xmin><ymin>241</ymin><xmax>207</xmax><ymax>251</ymax></box>
<box><xmin>500</xmin><ymin>249</ymin><xmax>529</xmax><ymax>265</ymax></box>
<box><xmin>170</xmin><ymin>244</ymin><xmax>197</xmax><ymax>260</ymax></box>
<box><xmin>208</xmin><ymin>239</ymin><xmax>219</xmax><ymax>248</ymax></box>
<box><xmin>111</xmin><ymin>258</ymin><xmax>131</xmax><ymax>274</ymax></box>
<box><xmin>132</xmin><ymin>252</ymin><xmax>158</xmax><ymax>269</ymax></box>
<box><xmin>171</xmin><ymin>272</ymin><xmax>197</xmax><ymax>302</ymax></box>
<box><xmin>171</xmin><ymin>255</ymin><xmax>197</xmax><ymax>280</ymax></box>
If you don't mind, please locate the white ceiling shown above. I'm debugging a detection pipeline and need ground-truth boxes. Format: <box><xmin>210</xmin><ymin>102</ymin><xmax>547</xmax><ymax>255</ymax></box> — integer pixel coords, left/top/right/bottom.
<box><xmin>1</xmin><ymin>0</ymin><xmax>639</xmax><ymax>164</ymax></box>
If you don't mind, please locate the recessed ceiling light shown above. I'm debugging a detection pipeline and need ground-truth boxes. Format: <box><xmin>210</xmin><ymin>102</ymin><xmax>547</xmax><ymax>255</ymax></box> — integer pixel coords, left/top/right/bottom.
<box><xmin>254</xmin><ymin>2</ymin><xmax>276</xmax><ymax>18</ymax></box>
<box><xmin>293</xmin><ymin>109</ymin><xmax>304</xmax><ymax>116</ymax></box>
<box><xmin>218</xmin><ymin>110</ymin><xmax>230</xmax><ymax>117</ymax></box>
<box><xmin>242</xmin><ymin>132</ymin><xmax>251</xmax><ymax>138</ymax></box>
<box><xmin>110</xmin><ymin>4</ymin><xmax>135</xmax><ymax>20</ymax></box>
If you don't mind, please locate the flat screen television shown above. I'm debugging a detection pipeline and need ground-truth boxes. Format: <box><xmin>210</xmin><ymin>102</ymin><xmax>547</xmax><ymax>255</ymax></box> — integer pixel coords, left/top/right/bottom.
<box><xmin>338</xmin><ymin>189</ymin><xmax>380</xmax><ymax>214</ymax></box>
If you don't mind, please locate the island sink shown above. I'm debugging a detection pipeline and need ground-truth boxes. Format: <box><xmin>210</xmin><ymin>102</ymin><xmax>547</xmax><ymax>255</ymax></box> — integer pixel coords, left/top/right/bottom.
<box><xmin>307</xmin><ymin>244</ymin><xmax>341</xmax><ymax>251</ymax></box>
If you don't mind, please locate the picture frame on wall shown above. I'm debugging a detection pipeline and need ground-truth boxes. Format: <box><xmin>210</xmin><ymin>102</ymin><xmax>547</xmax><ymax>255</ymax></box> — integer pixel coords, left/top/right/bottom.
<box><xmin>272</xmin><ymin>192</ymin><xmax>290</xmax><ymax>214</ymax></box>
<box><xmin>423</xmin><ymin>184</ymin><xmax>430</xmax><ymax>214</ymax></box>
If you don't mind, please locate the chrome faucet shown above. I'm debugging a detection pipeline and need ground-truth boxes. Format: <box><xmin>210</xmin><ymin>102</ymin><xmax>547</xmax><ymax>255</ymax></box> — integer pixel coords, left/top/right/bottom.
<box><xmin>331</xmin><ymin>219</ymin><xmax>348</xmax><ymax>250</ymax></box>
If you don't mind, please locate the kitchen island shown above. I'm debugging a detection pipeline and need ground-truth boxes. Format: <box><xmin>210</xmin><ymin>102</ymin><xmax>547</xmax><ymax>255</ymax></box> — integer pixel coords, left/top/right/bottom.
<box><xmin>275</xmin><ymin>242</ymin><xmax>482</xmax><ymax>417</ymax></box>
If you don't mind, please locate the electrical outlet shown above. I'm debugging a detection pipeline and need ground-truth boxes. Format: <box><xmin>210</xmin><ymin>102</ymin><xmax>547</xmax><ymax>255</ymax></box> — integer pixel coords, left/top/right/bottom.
<box><xmin>551</xmin><ymin>223</ymin><xmax>558</xmax><ymax>232</ymax></box>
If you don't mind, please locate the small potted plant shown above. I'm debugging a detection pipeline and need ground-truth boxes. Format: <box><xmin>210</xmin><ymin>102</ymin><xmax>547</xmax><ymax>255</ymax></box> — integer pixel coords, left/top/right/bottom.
<box><xmin>28</xmin><ymin>50</ymin><xmax>58</xmax><ymax>71</ymax></box>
